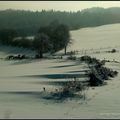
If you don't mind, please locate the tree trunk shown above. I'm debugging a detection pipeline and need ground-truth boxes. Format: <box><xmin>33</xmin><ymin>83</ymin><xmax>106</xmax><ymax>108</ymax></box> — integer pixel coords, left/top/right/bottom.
<box><xmin>39</xmin><ymin>50</ymin><xmax>43</xmax><ymax>58</ymax></box>
<box><xmin>65</xmin><ymin>46</ymin><xmax>67</xmax><ymax>55</ymax></box>
<box><xmin>39</xmin><ymin>43</ymin><xmax>43</xmax><ymax>58</ymax></box>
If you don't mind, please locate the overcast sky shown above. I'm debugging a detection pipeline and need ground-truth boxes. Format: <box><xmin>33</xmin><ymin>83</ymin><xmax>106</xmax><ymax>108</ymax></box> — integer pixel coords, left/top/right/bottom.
<box><xmin>0</xmin><ymin>1</ymin><xmax>120</xmax><ymax>12</ymax></box>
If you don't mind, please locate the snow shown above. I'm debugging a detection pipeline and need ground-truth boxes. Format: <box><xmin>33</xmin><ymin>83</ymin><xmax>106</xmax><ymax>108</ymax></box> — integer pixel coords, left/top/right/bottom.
<box><xmin>0</xmin><ymin>23</ymin><xmax>120</xmax><ymax>118</ymax></box>
<box><xmin>70</xmin><ymin>23</ymin><xmax>120</xmax><ymax>51</ymax></box>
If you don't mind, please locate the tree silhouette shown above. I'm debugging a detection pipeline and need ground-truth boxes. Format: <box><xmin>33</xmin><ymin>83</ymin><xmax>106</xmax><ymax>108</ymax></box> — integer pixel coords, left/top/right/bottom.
<box><xmin>33</xmin><ymin>33</ymin><xmax>51</xmax><ymax>58</ymax></box>
<box><xmin>38</xmin><ymin>22</ymin><xmax>71</xmax><ymax>54</ymax></box>
<box><xmin>53</xmin><ymin>24</ymin><xmax>71</xmax><ymax>54</ymax></box>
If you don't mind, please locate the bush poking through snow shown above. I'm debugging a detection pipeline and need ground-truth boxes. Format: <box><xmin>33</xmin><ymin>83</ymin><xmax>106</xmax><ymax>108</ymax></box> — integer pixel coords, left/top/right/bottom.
<box><xmin>6</xmin><ymin>54</ymin><xmax>28</xmax><ymax>60</ymax></box>
<box><xmin>111</xmin><ymin>49</ymin><xmax>117</xmax><ymax>53</ymax></box>
<box><xmin>44</xmin><ymin>78</ymin><xmax>89</xmax><ymax>101</ymax></box>
<box><xmin>88</xmin><ymin>69</ymin><xmax>106</xmax><ymax>86</ymax></box>
<box><xmin>67</xmin><ymin>55</ymin><xmax>77</xmax><ymax>60</ymax></box>
<box><xmin>107</xmin><ymin>48</ymin><xmax>117</xmax><ymax>53</ymax></box>
<box><xmin>52</xmin><ymin>78</ymin><xmax>88</xmax><ymax>100</ymax></box>
<box><xmin>80</xmin><ymin>55</ymin><xmax>118</xmax><ymax>86</ymax></box>
<box><xmin>88</xmin><ymin>66</ymin><xmax>118</xmax><ymax>86</ymax></box>
<box><xmin>80</xmin><ymin>55</ymin><xmax>105</xmax><ymax>66</ymax></box>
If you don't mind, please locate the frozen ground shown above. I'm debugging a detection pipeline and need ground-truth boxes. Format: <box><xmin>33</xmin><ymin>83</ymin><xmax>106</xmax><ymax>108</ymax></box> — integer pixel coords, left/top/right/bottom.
<box><xmin>0</xmin><ymin>23</ymin><xmax>120</xmax><ymax>118</ymax></box>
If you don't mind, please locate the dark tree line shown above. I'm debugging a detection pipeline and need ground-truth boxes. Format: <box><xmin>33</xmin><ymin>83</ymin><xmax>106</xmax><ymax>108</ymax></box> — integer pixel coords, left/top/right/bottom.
<box><xmin>0</xmin><ymin>29</ymin><xmax>18</xmax><ymax>44</ymax></box>
<box><xmin>0</xmin><ymin>21</ymin><xmax>71</xmax><ymax>58</ymax></box>
<box><xmin>1</xmin><ymin>7</ymin><xmax>120</xmax><ymax>36</ymax></box>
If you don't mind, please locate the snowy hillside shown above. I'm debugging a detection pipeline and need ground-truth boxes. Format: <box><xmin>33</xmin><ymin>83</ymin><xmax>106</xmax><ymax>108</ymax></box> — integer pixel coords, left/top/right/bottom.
<box><xmin>0</xmin><ymin>23</ymin><xmax>120</xmax><ymax>118</ymax></box>
<box><xmin>70</xmin><ymin>23</ymin><xmax>120</xmax><ymax>50</ymax></box>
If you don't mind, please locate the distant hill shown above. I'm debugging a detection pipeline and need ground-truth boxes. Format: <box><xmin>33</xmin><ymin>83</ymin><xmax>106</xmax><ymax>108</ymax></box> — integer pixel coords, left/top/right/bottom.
<box><xmin>1</xmin><ymin>7</ymin><xmax>120</xmax><ymax>36</ymax></box>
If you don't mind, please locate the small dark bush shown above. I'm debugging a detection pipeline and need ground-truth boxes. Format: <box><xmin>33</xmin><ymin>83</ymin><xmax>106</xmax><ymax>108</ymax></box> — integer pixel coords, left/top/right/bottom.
<box><xmin>111</xmin><ymin>49</ymin><xmax>116</xmax><ymax>53</ymax></box>
<box><xmin>6</xmin><ymin>54</ymin><xmax>27</xmax><ymax>60</ymax></box>
<box><xmin>67</xmin><ymin>55</ymin><xmax>77</xmax><ymax>60</ymax></box>
<box><xmin>89</xmin><ymin>72</ymin><xmax>104</xmax><ymax>86</ymax></box>
<box><xmin>107</xmin><ymin>49</ymin><xmax>117</xmax><ymax>53</ymax></box>
<box><xmin>47</xmin><ymin>78</ymin><xmax>89</xmax><ymax>100</ymax></box>
<box><xmin>81</xmin><ymin>55</ymin><xmax>118</xmax><ymax>86</ymax></box>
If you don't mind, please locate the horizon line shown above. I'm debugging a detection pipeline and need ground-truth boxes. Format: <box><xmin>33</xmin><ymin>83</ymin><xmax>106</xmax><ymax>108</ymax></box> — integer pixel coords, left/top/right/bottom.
<box><xmin>0</xmin><ymin>6</ymin><xmax>120</xmax><ymax>13</ymax></box>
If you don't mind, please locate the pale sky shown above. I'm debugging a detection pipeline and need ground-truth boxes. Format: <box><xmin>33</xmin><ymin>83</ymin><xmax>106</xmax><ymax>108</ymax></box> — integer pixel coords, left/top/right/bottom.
<box><xmin>0</xmin><ymin>1</ymin><xmax>120</xmax><ymax>12</ymax></box>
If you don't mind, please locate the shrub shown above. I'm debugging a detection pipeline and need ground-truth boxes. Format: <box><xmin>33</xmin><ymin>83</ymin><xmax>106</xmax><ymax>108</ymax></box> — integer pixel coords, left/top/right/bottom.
<box><xmin>67</xmin><ymin>55</ymin><xmax>77</xmax><ymax>60</ymax></box>
<box><xmin>80</xmin><ymin>55</ymin><xmax>118</xmax><ymax>86</ymax></box>
<box><xmin>89</xmin><ymin>71</ymin><xmax>105</xmax><ymax>86</ymax></box>
<box><xmin>111</xmin><ymin>49</ymin><xmax>116</xmax><ymax>53</ymax></box>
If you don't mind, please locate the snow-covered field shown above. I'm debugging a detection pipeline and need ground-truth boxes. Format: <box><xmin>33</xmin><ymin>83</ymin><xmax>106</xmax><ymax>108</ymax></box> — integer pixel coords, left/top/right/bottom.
<box><xmin>0</xmin><ymin>23</ymin><xmax>120</xmax><ymax>118</ymax></box>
